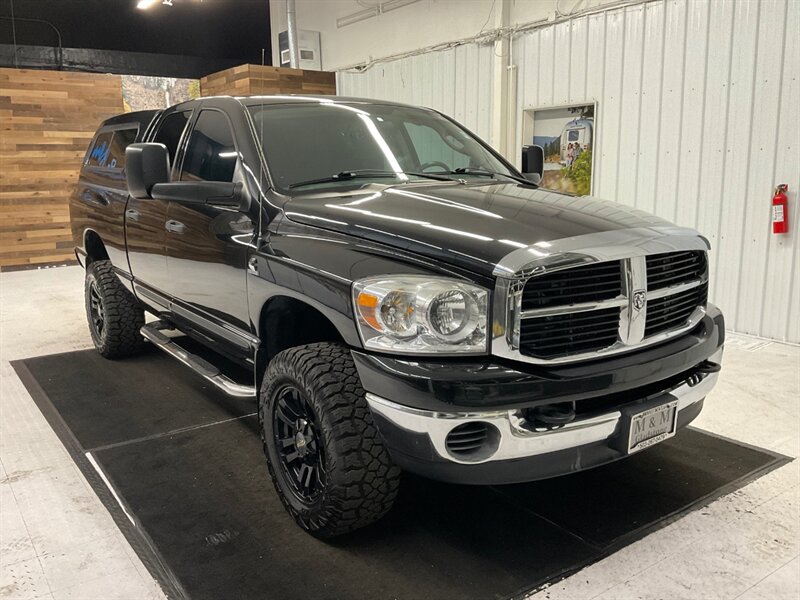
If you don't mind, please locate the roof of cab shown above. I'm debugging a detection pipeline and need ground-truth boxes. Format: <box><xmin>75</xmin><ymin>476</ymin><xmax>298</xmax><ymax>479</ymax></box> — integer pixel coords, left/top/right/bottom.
<box><xmin>234</xmin><ymin>94</ymin><xmax>422</xmax><ymax>110</ymax></box>
<box><xmin>100</xmin><ymin>109</ymin><xmax>160</xmax><ymax>130</ymax></box>
<box><xmin>98</xmin><ymin>95</ymin><xmax>430</xmax><ymax>130</ymax></box>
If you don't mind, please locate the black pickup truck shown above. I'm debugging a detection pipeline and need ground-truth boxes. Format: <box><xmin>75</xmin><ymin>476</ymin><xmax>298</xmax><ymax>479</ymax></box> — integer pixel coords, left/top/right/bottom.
<box><xmin>70</xmin><ymin>96</ymin><xmax>724</xmax><ymax>538</ymax></box>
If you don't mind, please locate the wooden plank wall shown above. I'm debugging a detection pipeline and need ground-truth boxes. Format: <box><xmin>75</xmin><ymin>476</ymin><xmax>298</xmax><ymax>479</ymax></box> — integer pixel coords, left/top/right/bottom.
<box><xmin>200</xmin><ymin>64</ymin><xmax>336</xmax><ymax>97</ymax></box>
<box><xmin>0</xmin><ymin>68</ymin><xmax>123</xmax><ymax>270</ymax></box>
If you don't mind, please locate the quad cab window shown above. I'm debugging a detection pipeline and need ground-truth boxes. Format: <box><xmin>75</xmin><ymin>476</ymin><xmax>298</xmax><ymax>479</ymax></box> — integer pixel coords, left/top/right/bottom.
<box><xmin>86</xmin><ymin>127</ymin><xmax>137</xmax><ymax>170</ymax></box>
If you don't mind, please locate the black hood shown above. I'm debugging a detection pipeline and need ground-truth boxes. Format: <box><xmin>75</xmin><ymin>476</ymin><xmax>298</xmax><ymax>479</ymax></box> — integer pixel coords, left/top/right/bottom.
<box><xmin>283</xmin><ymin>182</ymin><xmax>672</xmax><ymax>277</ymax></box>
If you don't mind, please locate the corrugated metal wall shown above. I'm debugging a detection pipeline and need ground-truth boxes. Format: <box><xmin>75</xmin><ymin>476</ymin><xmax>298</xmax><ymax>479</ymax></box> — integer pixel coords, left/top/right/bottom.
<box><xmin>337</xmin><ymin>0</ymin><xmax>800</xmax><ymax>343</ymax></box>
<box><xmin>336</xmin><ymin>43</ymin><xmax>495</xmax><ymax>142</ymax></box>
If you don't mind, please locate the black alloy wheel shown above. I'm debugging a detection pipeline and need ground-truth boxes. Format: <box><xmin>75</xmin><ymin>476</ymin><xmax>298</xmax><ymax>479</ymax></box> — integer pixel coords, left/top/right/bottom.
<box><xmin>272</xmin><ymin>385</ymin><xmax>326</xmax><ymax>503</ymax></box>
<box><xmin>84</xmin><ymin>259</ymin><xmax>146</xmax><ymax>358</ymax></box>
<box><xmin>88</xmin><ymin>281</ymin><xmax>105</xmax><ymax>338</ymax></box>
<box><xmin>259</xmin><ymin>342</ymin><xmax>401</xmax><ymax>538</ymax></box>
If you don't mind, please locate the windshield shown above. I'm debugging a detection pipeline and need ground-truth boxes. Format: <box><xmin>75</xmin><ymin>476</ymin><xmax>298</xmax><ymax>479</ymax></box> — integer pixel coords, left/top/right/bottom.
<box><xmin>247</xmin><ymin>101</ymin><xmax>516</xmax><ymax>192</ymax></box>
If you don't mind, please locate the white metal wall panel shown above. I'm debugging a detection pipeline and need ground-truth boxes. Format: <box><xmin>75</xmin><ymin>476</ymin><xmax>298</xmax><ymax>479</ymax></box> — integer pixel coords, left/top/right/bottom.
<box><xmin>337</xmin><ymin>0</ymin><xmax>799</xmax><ymax>342</ymax></box>
<box><xmin>654</xmin><ymin>0</ymin><xmax>688</xmax><ymax>224</ymax></box>
<box><xmin>637</xmin><ymin>0</ymin><xmax>666</xmax><ymax>217</ymax></box>
<box><xmin>337</xmin><ymin>43</ymin><xmax>495</xmax><ymax>141</ymax></box>
<box><xmin>761</xmin><ymin>0</ymin><xmax>800</xmax><ymax>342</ymax></box>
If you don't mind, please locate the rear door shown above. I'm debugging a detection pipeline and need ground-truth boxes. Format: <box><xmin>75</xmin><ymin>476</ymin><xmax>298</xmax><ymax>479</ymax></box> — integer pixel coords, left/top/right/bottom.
<box><xmin>125</xmin><ymin>108</ymin><xmax>192</xmax><ymax>302</ymax></box>
<box><xmin>164</xmin><ymin>107</ymin><xmax>254</xmax><ymax>353</ymax></box>
<box><xmin>73</xmin><ymin>125</ymin><xmax>138</xmax><ymax>269</ymax></box>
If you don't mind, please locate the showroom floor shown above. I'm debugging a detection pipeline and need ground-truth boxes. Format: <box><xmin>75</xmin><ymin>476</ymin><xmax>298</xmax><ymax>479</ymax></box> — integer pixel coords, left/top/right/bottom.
<box><xmin>1</xmin><ymin>266</ymin><xmax>798</xmax><ymax>600</ymax></box>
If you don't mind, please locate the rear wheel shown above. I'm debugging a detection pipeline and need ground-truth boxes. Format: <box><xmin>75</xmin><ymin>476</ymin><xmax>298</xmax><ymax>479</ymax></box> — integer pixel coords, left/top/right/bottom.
<box><xmin>260</xmin><ymin>342</ymin><xmax>400</xmax><ymax>538</ymax></box>
<box><xmin>85</xmin><ymin>259</ymin><xmax>146</xmax><ymax>358</ymax></box>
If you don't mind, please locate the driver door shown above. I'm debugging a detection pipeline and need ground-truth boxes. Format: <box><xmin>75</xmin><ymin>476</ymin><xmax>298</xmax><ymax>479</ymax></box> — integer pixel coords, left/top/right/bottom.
<box><xmin>164</xmin><ymin>108</ymin><xmax>254</xmax><ymax>354</ymax></box>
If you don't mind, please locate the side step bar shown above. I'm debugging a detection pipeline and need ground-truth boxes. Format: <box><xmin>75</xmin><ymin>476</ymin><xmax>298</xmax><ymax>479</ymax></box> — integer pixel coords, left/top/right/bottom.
<box><xmin>140</xmin><ymin>322</ymin><xmax>256</xmax><ymax>398</ymax></box>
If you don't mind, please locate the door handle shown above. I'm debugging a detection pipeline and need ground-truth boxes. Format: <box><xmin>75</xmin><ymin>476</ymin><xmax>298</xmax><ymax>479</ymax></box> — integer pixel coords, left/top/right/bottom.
<box><xmin>247</xmin><ymin>256</ymin><xmax>259</xmax><ymax>275</ymax></box>
<box><xmin>125</xmin><ymin>208</ymin><xmax>140</xmax><ymax>221</ymax></box>
<box><xmin>165</xmin><ymin>220</ymin><xmax>186</xmax><ymax>234</ymax></box>
<box><xmin>81</xmin><ymin>189</ymin><xmax>108</xmax><ymax>206</ymax></box>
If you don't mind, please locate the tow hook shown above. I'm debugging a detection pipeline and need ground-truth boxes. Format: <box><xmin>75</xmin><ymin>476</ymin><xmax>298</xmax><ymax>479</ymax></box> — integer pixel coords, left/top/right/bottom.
<box><xmin>530</xmin><ymin>402</ymin><xmax>576</xmax><ymax>427</ymax></box>
<box><xmin>686</xmin><ymin>360</ymin><xmax>722</xmax><ymax>387</ymax></box>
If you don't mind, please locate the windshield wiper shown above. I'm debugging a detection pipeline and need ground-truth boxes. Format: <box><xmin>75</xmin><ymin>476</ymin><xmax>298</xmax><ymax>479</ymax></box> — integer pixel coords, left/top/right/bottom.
<box><xmin>289</xmin><ymin>169</ymin><xmax>454</xmax><ymax>189</ymax></box>
<box><xmin>450</xmin><ymin>167</ymin><xmax>533</xmax><ymax>186</ymax></box>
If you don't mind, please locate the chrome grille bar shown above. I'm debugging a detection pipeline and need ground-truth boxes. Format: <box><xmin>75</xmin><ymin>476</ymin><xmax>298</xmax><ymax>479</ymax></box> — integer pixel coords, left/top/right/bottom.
<box><xmin>623</xmin><ymin>256</ymin><xmax>647</xmax><ymax>345</ymax></box>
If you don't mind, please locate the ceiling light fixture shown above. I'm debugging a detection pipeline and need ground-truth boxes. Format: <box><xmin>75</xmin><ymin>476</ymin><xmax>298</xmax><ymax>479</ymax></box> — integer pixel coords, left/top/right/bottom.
<box><xmin>137</xmin><ymin>0</ymin><xmax>173</xmax><ymax>9</ymax></box>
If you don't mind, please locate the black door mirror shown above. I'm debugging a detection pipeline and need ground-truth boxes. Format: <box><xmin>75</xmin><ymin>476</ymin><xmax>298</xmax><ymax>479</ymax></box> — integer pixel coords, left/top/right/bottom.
<box><xmin>125</xmin><ymin>143</ymin><xmax>170</xmax><ymax>199</ymax></box>
<box><xmin>150</xmin><ymin>181</ymin><xmax>250</xmax><ymax>212</ymax></box>
<box><xmin>521</xmin><ymin>145</ymin><xmax>544</xmax><ymax>185</ymax></box>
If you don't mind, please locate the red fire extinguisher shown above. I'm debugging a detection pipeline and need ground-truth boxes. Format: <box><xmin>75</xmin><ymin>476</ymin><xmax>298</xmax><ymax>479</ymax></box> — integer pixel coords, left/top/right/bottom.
<box><xmin>772</xmin><ymin>184</ymin><xmax>789</xmax><ymax>234</ymax></box>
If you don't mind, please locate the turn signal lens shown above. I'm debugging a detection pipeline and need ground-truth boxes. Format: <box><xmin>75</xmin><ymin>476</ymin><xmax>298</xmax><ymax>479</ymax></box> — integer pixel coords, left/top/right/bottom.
<box><xmin>357</xmin><ymin>291</ymin><xmax>381</xmax><ymax>330</ymax></box>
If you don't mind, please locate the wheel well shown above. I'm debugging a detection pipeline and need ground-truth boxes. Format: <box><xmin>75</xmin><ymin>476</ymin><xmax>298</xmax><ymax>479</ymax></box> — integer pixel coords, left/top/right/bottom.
<box><xmin>84</xmin><ymin>230</ymin><xmax>109</xmax><ymax>265</ymax></box>
<box><xmin>256</xmin><ymin>296</ymin><xmax>345</xmax><ymax>383</ymax></box>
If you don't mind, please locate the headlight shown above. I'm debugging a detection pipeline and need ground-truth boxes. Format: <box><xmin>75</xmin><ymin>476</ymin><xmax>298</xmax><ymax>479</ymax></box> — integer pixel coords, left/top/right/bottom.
<box><xmin>352</xmin><ymin>276</ymin><xmax>488</xmax><ymax>354</ymax></box>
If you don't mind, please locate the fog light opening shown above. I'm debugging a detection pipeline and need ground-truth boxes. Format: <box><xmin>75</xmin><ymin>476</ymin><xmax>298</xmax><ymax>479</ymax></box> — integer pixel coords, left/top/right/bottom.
<box><xmin>444</xmin><ymin>421</ymin><xmax>500</xmax><ymax>462</ymax></box>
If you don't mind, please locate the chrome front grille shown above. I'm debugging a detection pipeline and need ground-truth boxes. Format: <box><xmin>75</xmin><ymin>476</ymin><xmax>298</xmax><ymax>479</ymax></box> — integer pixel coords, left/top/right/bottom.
<box><xmin>646</xmin><ymin>251</ymin><xmax>707</xmax><ymax>290</ymax></box>
<box><xmin>521</xmin><ymin>261</ymin><xmax>623</xmax><ymax>310</ymax></box>
<box><xmin>519</xmin><ymin>307</ymin><xmax>621</xmax><ymax>359</ymax></box>
<box><xmin>493</xmin><ymin>230</ymin><xmax>711</xmax><ymax>365</ymax></box>
<box><xmin>645</xmin><ymin>281</ymin><xmax>708</xmax><ymax>337</ymax></box>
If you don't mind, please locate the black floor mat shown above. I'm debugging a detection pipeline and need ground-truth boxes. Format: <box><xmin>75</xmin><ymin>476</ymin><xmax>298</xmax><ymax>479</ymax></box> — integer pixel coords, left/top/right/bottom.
<box><xmin>12</xmin><ymin>349</ymin><xmax>790</xmax><ymax>600</ymax></box>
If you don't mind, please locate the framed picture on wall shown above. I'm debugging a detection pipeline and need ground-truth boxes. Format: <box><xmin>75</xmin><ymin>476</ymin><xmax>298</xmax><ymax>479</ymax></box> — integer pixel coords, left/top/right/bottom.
<box><xmin>522</xmin><ymin>102</ymin><xmax>597</xmax><ymax>196</ymax></box>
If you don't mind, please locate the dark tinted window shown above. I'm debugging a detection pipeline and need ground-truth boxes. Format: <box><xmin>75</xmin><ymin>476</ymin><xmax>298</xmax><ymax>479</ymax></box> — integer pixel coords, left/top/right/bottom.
<box><xmin>404</xmin><ymin>122</ymin><xmax>470</xmax><ymax>169</ymax></box>
<box><xmin>153</xmin><ymin>111</ymin><xmax>190</xmax><ymax>169</ymax></box>
<box><xmin>180</xmin><ymin>110</ymin><xmax>237</xmax><ymax>182</ymax></box>
<box><xmin>247</xmin><ymin>103</ymin><xmax>513</xmax><ymax>191</ymax></box>
<box><xmin>106</xmin><ymin>128</ymin><xmax>138</xmax><ymax>169</ymax></box>
<box><xmin>86</xmin><ymin>131</ymin><xmax>113</xmax><ymax>168</ymax></box>
<box><xmin>87</xmin><ymin>127</ymin><xmax>138</xmax><ymax>169</ymax></box>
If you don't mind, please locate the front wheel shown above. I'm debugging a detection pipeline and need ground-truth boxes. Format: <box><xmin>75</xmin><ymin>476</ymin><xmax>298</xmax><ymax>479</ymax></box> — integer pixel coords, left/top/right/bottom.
<box><xmin>259</xmin><ymin>342</ymin><xmax>400</xmax><ymax>538</ymax></box>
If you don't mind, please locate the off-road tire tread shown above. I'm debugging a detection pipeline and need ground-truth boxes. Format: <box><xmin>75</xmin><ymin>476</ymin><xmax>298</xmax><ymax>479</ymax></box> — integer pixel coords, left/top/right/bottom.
<box><xmin>260</xmin><ymin>342</ymin><xmax>401</xmax><ymax>538</ymax></box>
<box><xmin>85</xmin><ymin>259</ymin><xmax>146</xmax><ymax>359</ymax></box>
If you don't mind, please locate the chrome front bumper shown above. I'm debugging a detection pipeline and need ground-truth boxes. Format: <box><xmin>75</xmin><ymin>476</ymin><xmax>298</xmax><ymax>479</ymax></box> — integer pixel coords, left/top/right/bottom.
<box><xmin>366</xmin><ymin>348</ymin><xmax>722</xmax><ymax>466</ymax></box>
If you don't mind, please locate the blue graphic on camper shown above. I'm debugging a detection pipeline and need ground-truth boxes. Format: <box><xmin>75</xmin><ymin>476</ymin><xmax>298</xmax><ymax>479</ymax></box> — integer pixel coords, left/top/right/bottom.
<box><xmin>90</xmin><ymin>140</ymin><xmax>110</xmax><ymax>167</ymax></box>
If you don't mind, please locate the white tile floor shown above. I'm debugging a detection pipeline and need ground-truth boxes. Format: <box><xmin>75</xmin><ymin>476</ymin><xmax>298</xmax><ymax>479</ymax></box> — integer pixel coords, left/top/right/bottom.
<box><xmin>1</xmin><ymin>266</ymin><xmax>798</xmax><ymax>600</ymax></box>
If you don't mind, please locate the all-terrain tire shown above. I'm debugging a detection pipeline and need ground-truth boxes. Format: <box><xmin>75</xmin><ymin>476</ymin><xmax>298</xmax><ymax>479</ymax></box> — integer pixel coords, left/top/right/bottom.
<box><xmin>85</xmin><ymin>259</ymin><xmax>147</xmax><ymax>359</ymax></box>
<box><xmin>260</xmin><ymin>342</ymin><xmax>401</xmax><ymax>538</ymax></box>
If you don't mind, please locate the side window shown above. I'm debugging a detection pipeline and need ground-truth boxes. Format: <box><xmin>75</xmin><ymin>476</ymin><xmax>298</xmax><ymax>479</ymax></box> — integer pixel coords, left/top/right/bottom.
<box><xmin>180</xmin><ymin>110</ymin><xmax>237</xmax><ymax>182</ymax></box>
<box><xmin>86</xmin><ymin>131</ymin><xmax>114</xmax><ymax>168</ymax></box>
<box><xmin>106</xmin><ymin>127</ymin><xmax>138</xmax><ymax>169</ymax></box>
<box><xmin>153</xmin><ymin>111</ymin><xmax>190</xmax><ymax>169</ymax></box>
<box><xmin>404</xmin><ymin>122</ymin><xmax>470</xmax><ymax>170</ymax></box>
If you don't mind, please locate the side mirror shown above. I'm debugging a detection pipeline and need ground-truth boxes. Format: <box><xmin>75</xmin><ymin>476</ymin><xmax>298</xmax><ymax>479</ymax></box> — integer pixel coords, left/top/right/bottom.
<box><xmin>126</xmin><ymin>143</ymin><xmax>170</xmax><ymax>198</ymax></box>
<box><xmin>150</xmin><ymin>181</ymin><xmax>250</xmax><ymax>212</ymax></box>
<box><xmin>521</xmin><ymin>145</ymin><xmax>544</xmax><ymax>185</ymax></box>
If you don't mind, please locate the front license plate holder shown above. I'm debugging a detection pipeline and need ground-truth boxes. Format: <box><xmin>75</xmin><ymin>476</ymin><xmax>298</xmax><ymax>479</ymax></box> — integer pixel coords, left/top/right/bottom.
<box><xmin>616</xmin><ymin>396</ymin><xmax>680</xmax><ymax>455</ymax></box>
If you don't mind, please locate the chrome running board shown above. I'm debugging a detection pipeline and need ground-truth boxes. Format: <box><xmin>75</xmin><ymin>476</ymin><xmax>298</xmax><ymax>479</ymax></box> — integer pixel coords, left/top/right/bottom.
<box><xmin>140</xmin><ymin>322</ymin><xmax>255</xmax><ymax>398</ymax></box>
